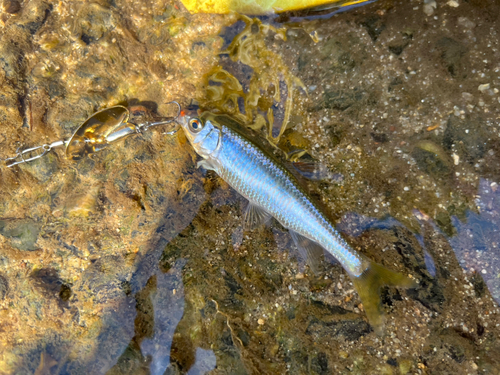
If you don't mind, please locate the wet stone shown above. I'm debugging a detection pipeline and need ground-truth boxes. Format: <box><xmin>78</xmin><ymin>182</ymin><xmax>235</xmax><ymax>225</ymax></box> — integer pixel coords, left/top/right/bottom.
<box><xmin>0</xmin><ymin>218</ymin><xmax>40</xmax><ymax>251</ymax></box>
<box><xmin>317</xmin><ymin>88</ymin><xmax>365</xmax><ymax>111</ymax></box>
<box><xmin>3</xmin><ymin>0</ymin><xmax>20</xmax><ymax>14</ymax></box>
<box><xmin>306</xmin><ymin>317</ymin><xmax>372</xmax><ymax>341</ymax></box>
<box><xmin>78</xmin><ymin>3</ymin><xmax>117</xmax><ymax>44</ymax></box>
<box><xmin>30</xmin><ymin>268</ymin><xmax>70</xmax><ymax>306</ymax></box>
<box><xmin>436</xmin><ymin>37</ymin><xmax>468</xmax><ymax>77</ymax></box>
<box><xmin>359</xmin><ymin>16</ymin><xmax>386</xmax><ymax>42</ymax></box>
<box><xmin>412</xmin><ymin>141</ymin><xmax>453</xmax><ymax>181</ymax></box>
<box><xmin>435</xmin><ymin>211</ymin><xmax>455</xmax><ymax>238</ymax></box>
<box><xmin>443</xmin><ymin>114</ymin><xmax>489</xmax><ymax>163</ymax></box>
<box><xmin>0</xmin><ymin>39</ymin><xmax>22</xmax><ymax>82</ymax></box>
<box><xmin>47</xmin><ymin>80</ymin><xmax>66</xmax><ymax>99</ymax></box>
<box><xmin>326</xmin><ymin>122</ymin><xmax>346</xmax><ymax>147</ymax></box>
<box><xmin>59</xmin><ymin>284</ymin><xmax>72</xmax><ymax>302</ymax></box>
<box><xmin>20</xmin><ymin>152</ymin><xmax>59</xmax><ymax>183</ymax></box>
<box><xmin>370</xmin><ymin>132</ymin><xmax>389</xmax><ymax>143</ymax></box>
<box><xmin>75</xmin><ymin>157</ymin><xmax>96</xmax><ymax>176</ymax></box>
<box><xmin>386</xmin><ymin>357</ymin><xmax>398</xmax><ymax>367</ymax></box>
<box><xmin>391</xmin><ymin>227</ymin><xmax>446</xmax><ymax>310</ymax></box>
<box><xmin>311</xmin><ymin>352</ymin><xmax>329</xmax><ymax>375</ymax></box>
<box><xmin>389</xmin><ymin>77</ymin><xmax>403</xmax><ymax>87</ymax></box>
<box><xmin>471</xmin><ymin>272</ymin><xmax>487</xmax><ymax>298</ymax></box>
<box><xmin>319</xmin><ymin>38</ymin><xmax>356</xmax><ymax>73</ymax></box>
<box><xmin>0</xmin><ymin>273</ymin><xmax>8</xmax><ymax>300</ymax></box>
<box><xmin>388</xmin><ymin>31</ymin><xmax>413</xmax><ymax>56</ymax></box>
<box><xmin>15</xmin><ymin>1</ymin><xmax>51</xmax><ymax>35</ymax></box>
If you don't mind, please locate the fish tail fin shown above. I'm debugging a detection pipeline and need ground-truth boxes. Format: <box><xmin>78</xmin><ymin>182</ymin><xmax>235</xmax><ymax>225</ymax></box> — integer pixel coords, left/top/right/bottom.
<box><xmin>351</xmin><ymin>261</ymin><xmax>417</xmax><ymax>335</ymax></box>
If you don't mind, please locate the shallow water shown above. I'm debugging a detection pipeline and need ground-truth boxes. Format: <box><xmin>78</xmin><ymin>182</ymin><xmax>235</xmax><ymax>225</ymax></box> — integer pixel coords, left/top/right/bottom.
<box><xmin>0</xmin><ymin>0</ymin><xmax>500</xmax><ymax>374</ymax></box>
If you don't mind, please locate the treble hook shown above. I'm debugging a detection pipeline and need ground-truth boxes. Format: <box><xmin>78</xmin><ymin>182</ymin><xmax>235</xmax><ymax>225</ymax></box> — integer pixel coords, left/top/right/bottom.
<box><xmin>138</xmin><ymin>101</ymin><xmax>182</xmax><ymax>134</ymax></box>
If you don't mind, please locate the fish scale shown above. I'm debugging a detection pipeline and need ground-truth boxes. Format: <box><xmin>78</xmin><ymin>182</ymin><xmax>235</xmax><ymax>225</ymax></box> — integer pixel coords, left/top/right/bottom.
<box><xmin>215</xmin><ymin>124</ymin><xmax>365</xmax><ymax>276</ymax></box>
<box><xmin>180</xmin><ymin>110</ymin><xmax>417</xmax><ymax>334</ymax></box>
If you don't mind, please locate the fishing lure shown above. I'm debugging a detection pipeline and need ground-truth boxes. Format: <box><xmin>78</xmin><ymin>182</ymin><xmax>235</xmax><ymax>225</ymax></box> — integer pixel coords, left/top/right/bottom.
<box><xmin>178</xmin><ymin>107</ymin><xmax>417</xmax><ymax>334</ymax></box>
<box><xmin>1</xmin><ymin>103</ymin><xmax>181</xmax><ymax>168</ymax></box>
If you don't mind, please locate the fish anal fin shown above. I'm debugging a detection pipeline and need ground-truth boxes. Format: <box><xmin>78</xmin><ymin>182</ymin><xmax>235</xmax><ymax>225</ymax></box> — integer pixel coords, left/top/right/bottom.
<box><xmin>351</xmin><ymin>262</ymin><xmax>418</xmax><ymax>336</ymax></box>
<box><xmin>244</xmin><ymin>203</ymin><xmax>272</xmax><ymax>230</ymax></box>
<box><xmin>289</xmin><ymin>230</ymin><xmax>325</xmax><ymax>274</ymax></box>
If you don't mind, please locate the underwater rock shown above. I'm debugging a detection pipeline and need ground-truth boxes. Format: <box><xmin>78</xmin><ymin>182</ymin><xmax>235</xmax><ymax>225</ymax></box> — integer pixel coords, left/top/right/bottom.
<box><xmin>30</xmin><ymin>267</ymin><xmax>72</xmax><ymax>307</ymax></box>
<box><xmin>0</xmin><ymin>218</ymin><xmax>40</xmax><ymax>251</ymax></box>
<box><xmin>310</xmin><ymin>352</ymin><xmax>329</xmax><ymax>375</ymax></box>
<box><xmin>306</xmin><ymin>317</ymin><xmax>372</xmax><ymax>341</ymax></box>
<box><xmin>436</xmin><ymin>37</ymin><xmax>468</xmax><ymax>77</ymax></box>
<box><xmin>0</xmin><ymin>37</ymin><xmax>23</xmax><ymax>83</ymax></box>
<box><xmin>15</xmin><ymin>1</ymin><xmax>51</xmax><ymax>35</ymax></box>
<box><xmin>317</xmin><ymin>37</ymin><xmax>356</xmax><ymax>74</ymax></box>
<box><xmin>326</xmin><ymin>122</ymin><xmax>347</xmax><ymax>147</ymax></box>
<box><xmin>391</xmin><ymin>227</ymin><xmax>446</xmax><ymax>311</ymax></box>
<box><xmin>412</xmin><ymin>140</ymin><xmax>453</xmax><ymax>180</ymax></box>
<box><xmin>443</xmin><ymin>114</ymin><xmax>489</xmax><ymax>163</ymax></box>
<box><xmin>317</xmin><ymin>88</ymin><xmax>364</xmax><ymax>111</ymax></box>
<box><xmin>359</xmin><ymin>16</ymin><xmax>386</xmax><ymax>42</ymax></box>
<box><xmin>0</xmin><ymin>273</ymin><xmax>8</xmax><ymax>300</ymax></box>
<box><xmin>3</xmin><ymin>0</ymin><xmax>21</xmax><ymax>14</ymax></box>
<box><xmin>20</xmin><ymin>152</ymin><xmax>60</xmax><ymax>183</ymax></box>
<box><xmin>77</xmin><ymin>3</ymin><xmax>117</xmax><ymax>45</ymax></box>
<box><xmin>388</xmin><ymin>31</ymin><xmax>413</xmax><ymax>56</ymax></box>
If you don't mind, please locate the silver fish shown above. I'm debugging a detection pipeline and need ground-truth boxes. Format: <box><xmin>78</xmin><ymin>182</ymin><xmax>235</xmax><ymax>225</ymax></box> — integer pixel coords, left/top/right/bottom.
<box><xmin>179</xmin><ymin>108</ymin><xmax>417</xmax><ymax>333</ymax></box>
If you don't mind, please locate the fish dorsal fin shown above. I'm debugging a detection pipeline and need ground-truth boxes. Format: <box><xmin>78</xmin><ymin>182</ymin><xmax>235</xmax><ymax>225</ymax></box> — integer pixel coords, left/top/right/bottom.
<box><xmin>287</xmin><ymin>150</ymin><xmax>331</xmax><ymax>181</ymax></box>
<box><xmin>289</xmin><ymin>230</ymin><xmax>325</xmax><ymax>274</ymax></box>
<box><xmin>290</xmin><ymin>161</ymin><xmax>331</xmax><ymax>181</ymax></box>
<box><xmin>244</xmin><ymin>203</ymin><xmax>273</xmax><ymax>230</ymax></box>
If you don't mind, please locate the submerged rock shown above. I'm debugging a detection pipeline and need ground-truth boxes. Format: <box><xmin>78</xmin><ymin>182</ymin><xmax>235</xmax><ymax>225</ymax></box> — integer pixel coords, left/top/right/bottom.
<box><xmin>0</xmin><ymin>273</ymin><xmax>8</xmax><ymax>300</ymax></box>
<box><xmin>443</xmin><ymin>115</ymin><xmax>489</xmax><ymax>163</ymax></box>
<box><xmin>0</xmin><ymin>218</ymin><xmax>40</xmax><ymax>251</ymax></box>
<box><xmin>412</xmin><ymin>140</ymin><xmax>453</xmax><ymax>180</ymax></box>
<box><xmin>436</xmin><ymin>37</ymin><xmax>468</xmax><ymax>77</ymax></box>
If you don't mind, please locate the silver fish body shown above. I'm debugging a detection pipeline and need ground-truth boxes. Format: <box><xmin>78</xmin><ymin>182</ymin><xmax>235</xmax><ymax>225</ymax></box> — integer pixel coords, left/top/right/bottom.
<box><xmin>179</xmin><ymin>109</ymin><xmax>416</xmax><ymax>333</ymax></box>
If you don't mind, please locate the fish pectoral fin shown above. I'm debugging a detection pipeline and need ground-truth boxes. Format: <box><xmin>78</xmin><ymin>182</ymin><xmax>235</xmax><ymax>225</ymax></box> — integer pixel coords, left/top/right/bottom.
<box><xmin>197</xmin><ymin>159</ymin><xmax>215</xmax><ymax>171</ymax></box>
<box><xmin>244</xmin><ymin>203</ymin><xmax>272</xmax><ymax>230</ymax></box>
<box><xmin>289</xmin><ymin>230</ymin><xmax>325</xmax><ymax>274</ymax></box>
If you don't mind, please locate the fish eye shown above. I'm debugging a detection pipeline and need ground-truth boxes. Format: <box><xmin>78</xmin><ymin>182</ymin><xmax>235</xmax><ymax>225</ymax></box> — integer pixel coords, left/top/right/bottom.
<box><xmin>188</xmin><ymin>118</ymin><xmax>203</xmax><ymax>133</ymax></box>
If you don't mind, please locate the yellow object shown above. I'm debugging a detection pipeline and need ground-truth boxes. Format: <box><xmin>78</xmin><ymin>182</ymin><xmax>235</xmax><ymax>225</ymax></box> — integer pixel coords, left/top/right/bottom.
<box><xmin>180</xmin><ymin>0</ymin><xmax>373</xmax><ymax>14</ymax></box>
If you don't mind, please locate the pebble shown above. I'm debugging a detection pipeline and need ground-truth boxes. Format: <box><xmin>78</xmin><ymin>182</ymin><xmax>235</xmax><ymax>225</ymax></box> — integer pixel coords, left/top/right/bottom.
<box><xmin>339</xmin><ymin>351</ymin><xmax>349</xmax><ymax>359</ymax></box>
<box><xmin>458</xmin><ymin>17</ymin><xmax>476</xmax><ymax>29</ymax></box>
<box><xmin>478</xmin><ymin>83</ymin><xmax>490</xmax><ymax>92</ymax></box>
<box><xmin>423</xmin><ymin>0</ymin><xmax>437</xmax><ymax>16</ymax></box>
<box><xmin>258</xmin><ymin>318</ymin><xmax>265</xmax><ymax>325</ymax></box>
<box><xmin>462</xmin><ymin>92</ymin><xmax>473</xmax><ymax>101</ymax></box>
<box><xmin>447</xmin><ymin>0</ymin><xmax>459</xmax><ymax>7</ymax></box>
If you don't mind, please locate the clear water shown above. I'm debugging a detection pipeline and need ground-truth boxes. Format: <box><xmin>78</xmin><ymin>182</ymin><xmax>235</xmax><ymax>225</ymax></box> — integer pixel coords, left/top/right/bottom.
<box><xmin>0</xmin><ymin>0</ymin><xmax>499</xmax><ymax>374</ymax></box>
